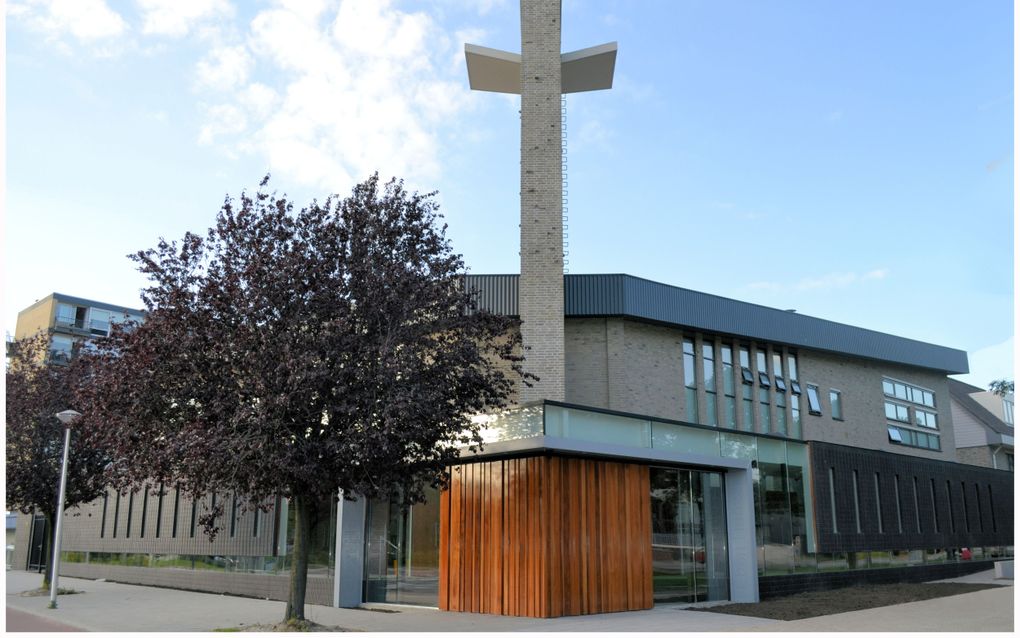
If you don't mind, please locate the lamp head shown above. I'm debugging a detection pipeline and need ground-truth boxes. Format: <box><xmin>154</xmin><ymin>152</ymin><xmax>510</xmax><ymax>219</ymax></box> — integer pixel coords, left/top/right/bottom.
<box><xmin>55</xmin><ymin>410</ymin><xmax>82</xmax><ymax>426</ymax></box>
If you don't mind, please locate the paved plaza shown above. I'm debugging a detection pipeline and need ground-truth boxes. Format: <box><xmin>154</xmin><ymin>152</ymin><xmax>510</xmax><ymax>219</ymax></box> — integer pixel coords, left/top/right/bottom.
<box><xmin>4</xmin><ymin>568</ymin><xmax>1013</xmax><ymax>632</ymax></box>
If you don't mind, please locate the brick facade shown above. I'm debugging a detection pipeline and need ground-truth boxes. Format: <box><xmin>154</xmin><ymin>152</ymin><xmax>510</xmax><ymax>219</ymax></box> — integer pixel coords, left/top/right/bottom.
<box><xmin>518</xmin><ymin>0</ymin><xmax>565</xmax><ymax>402</ymax></box>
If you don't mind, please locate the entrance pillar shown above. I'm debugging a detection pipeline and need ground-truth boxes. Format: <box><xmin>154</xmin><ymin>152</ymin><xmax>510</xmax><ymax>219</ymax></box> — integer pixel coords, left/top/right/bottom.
<box><xmin>724</xmin><ymin>467</ymin><xmax>759</xmax><ymax>603</ymax></box>
<box><xmin>333</xmin><ymin>493</ymin><xmax>367</xmax><ymax>608</ymax></box>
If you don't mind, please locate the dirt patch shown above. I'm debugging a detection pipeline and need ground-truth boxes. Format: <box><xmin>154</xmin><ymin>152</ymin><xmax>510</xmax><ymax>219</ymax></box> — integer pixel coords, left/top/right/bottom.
<box><xmin>17</xmin><ymin>587</ymin><xmax>82</xmax><ymax>597</ymax></box>
<box><xmin>696</xmin><ymin>583</ymin><xmax>1004</xmax><ymax>621</ymax></box>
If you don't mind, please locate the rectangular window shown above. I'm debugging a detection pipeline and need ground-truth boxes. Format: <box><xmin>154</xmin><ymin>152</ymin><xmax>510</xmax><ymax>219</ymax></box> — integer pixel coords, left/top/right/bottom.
<box><xmin>829</xmin><ymin>467</ymin><xmax>838</xmax><ymax>534</ymax></box>
<box><xmin>929</xmin><ymin>479</ymin><xmax>939</xmax><ymax>533</ymax></box>
<box><xmin>887</xmin><ymin>427</ymin><xmax>903</xmax><ymax>443</ymax></box>
<box><xmin>683</xmin><ymin>338</ymin><xmax>698</xmax><ymax>423</ymax></box>
<box><xmin>830</xmin><ymin>390</ymin><xmax>843</xmax><ymax>420</ymax></box>
<box><xmin>230</xmin><ymin>492</ymin><xmax>238</xmax><ymax>538</ymax></box>
<box><xmin>742</xmin><ymin>396</ymin><xmax>754</xmax><ymax>432</ymax></box>
<box><xmin>772</xmin><ymin>352</ymin><xmax>786</xmax><ymax>391</ymax></box>
<box><xmin>253</xmin><ymin>506</ymin><xmax>260</xmax><ymax>538</ymax></box>
<box><xmin>756</xmin><ymin>349</ymin><xmax>771</xmax><ymax>387</ymax></box>
<box><xmin>883</xmin><ymin>377</ymin><xmax>935</xmax><ymax>408</ymax></box>
<box><xmin>787</xmin><ymin>353</ymin><xmax>798</xmax><ymax>381</ymax></box>
<box><xmin>703</xmin><ymin>342</ymin><xmax>717</xmax><ymax>426</ymax></box>
<box><xmin>49</xmin><ymin>335</ymin><xmax>74</xmax><ymax>364</ymax></box>
<box><xmin>1004</xmin><ymin>400</ymin><xmax>1014</xmax><ymax>425</ymax></box>
<box><xmin>721</xmin><ymin>345</ymin><xmax>735</xmax><ymax>396</ymax></box>
<box><xmin>775</xmin><ymin>391</ymin><xmax>787</xmax><ymax>435</ymax></box>
<box><xmin>894</xmin><ymin>475</ymin><xmax>903</xmax><ymax>533</ymax></box>
<box><xmin>988</xmin><ymin>485</ymin><xmax>996</xmax><ymax>532</ymax></box>
<box><xmin>806</xmin><ymin>385</ymin><xmax>822</xmax><ymax>415</ymax></box>
<box><xmin>961</xmin><ymin>481</ymin><xmax>970</xmax><ymax>533</ymax></box>
<box><xmin>790</xmin><ymin>393</ymin><xmax>802</xmax><ymax>439</ymax></box>
<box><xmin>945</xmin><ymin>481</ymin><xmax>955</xmax><ymax>533</ymax></box>
<box><xmin>126</xmin><ymin>492</ymin><xmax>134</xmax><ymax>538</ymax></box>
<box><xmin>172</xmin><ymin>486</ymin><xmax>180</xmax><ymax>538</ymax></box>
<box><xmin>190</xmin><ymin>500</ymin><xmax>197</xmax><ymax>538</ymax></box>
<box><xmin>874</xmin><ymin>473</ymin><xmax>884</xmax><ymax>533</ymax></box>
<box><xmin>974</xmin><ymin>484</ymin><xmax>983</xmax><ymax>532</ymax></box>
<box><xmin>739</xmin><ymin>346</ymin><xmax>754</xmax><ymax>384</ymax></box>
<box><xmin>721</xmin><ymin>345</ymin><xmax>736</xmax><ymax>428</ymax></box>
<box><xmin>913</xmin><ymin>477</ymin><xmax>922</xmax><ymax>533</ymax></box>
<box><xmin>155</xmin><ymin>483</ymin><xmax>164</xmax><ymax>539</ymax></box>
<box><xmin>885</xmin><ymin>401</ymin><xmax>909</xmax><ymax>422</ymax></box>
<box><xmin>55</xmin><ymin>302</ymin><xmax>76</xmax><ymax>325</ymax></box>
<box><xmin>140</xmin><ymin>487</ymin><xmax>148</xmax><ymax>538</ymax></box>
<box><xmin>759</xmin><ymin>387</ymin><xmax>771</xmax><ymax>433</ymax></box>
<box><xmin>100</xmin><ymin>491</ymin><xmax>109</xmax><ymax>538</ymax></box>
<box><xmin>914</xmin><ymin>409</ymin><xmax>938</xmax><ymax>430</ymax></box>
<box><xmin>851</xmin><ymin>470</ymin><xmax>862</xmax><ymax>533</ymax></box>
<box><xmin>89</xmin><ymin>308</ymin><xmax>112</xmax><ymax>336</ymax></box>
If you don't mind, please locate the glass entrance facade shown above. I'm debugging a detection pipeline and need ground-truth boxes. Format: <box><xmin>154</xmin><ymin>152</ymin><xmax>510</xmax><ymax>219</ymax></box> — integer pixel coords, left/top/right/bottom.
<box><xmin>363</xmin><ymin>487</ymin><xmax>440</xmax><ymax>606</ymax></box>
<box><xmin>650</xmin><ymin>467</ymin><xmax>730</xmax><ymax>603</ymax></box>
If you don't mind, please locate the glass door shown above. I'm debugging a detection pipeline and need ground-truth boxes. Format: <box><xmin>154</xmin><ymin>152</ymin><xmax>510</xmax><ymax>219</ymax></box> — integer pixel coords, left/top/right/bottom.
<box><xmin>362</xmin><ymin>487</ymin><xmax>440</xmax><ymax>606</ymax></box>
<box><xmin>651</xmin><ymin>467</ymin><xmax>729</xmax><ymax>603</ymax></box>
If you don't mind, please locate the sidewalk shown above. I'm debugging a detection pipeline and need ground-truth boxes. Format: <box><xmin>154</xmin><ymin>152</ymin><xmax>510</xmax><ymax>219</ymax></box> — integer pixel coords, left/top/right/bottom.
<box><xmin>5</xmin><ymin>569</ymin><xmax>1012</xmax><ymax>632</ymax></box>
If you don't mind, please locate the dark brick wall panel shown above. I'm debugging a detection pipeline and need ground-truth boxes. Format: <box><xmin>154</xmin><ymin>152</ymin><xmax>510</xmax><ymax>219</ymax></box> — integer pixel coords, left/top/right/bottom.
<box><xmin>759</xmin><ymin>559</ymin><xmax>1002</xmax><ymax>599</ymax></box>
<box><xmin>809</xmin><ymin>442</ymin><xmax>1014</xmax><ymax>552</ymax></box>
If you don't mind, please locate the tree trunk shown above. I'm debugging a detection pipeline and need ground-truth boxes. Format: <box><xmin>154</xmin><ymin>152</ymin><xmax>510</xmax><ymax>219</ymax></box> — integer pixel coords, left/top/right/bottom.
<box><xmin>283</xmin><ymin>494</ymin><xmax>312</xmax><ymax>622</ymax></box>
<box><xmin>42</xmin><ymin>510</ymin><xmax>56</xmax><ymax>589</ymax></box>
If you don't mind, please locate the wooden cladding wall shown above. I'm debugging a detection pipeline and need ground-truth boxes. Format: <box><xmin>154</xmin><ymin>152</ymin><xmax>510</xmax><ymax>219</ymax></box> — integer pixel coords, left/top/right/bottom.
<box><xmin>439</xmin><ymin>455</ymin><xmax>652</xmax><ymax>617</ymax></box>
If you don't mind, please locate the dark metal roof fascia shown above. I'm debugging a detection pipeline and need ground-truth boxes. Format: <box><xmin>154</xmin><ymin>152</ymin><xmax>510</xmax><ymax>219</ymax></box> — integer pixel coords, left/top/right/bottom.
<box><xmin>464</xmin><ymin>274</ymin><xmax>969</xmax><ymax>374</ymax></box>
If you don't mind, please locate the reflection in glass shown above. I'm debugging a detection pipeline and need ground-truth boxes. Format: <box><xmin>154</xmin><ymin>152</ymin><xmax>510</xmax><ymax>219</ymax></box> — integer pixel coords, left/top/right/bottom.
<box><xmin>363</xmin><ymin>487</ymin><xmax>440</xmax><ymax>606</ymax></box>
<box><xmin>650</xmin><ymin>467</ymin><xmax>729</xmax><ymax>603</ymax></box>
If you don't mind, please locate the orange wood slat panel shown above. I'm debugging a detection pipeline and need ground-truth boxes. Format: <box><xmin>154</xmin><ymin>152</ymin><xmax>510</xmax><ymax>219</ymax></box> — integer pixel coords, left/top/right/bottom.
<box><xmin>440</xmin><ymin>456</ymin><xmax>652</xmax><ymax>617</ymax></box>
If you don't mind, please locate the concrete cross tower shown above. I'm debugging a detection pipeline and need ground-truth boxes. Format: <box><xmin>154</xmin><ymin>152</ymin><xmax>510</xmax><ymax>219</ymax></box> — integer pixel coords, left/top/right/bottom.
<box><xmin>465</xmin><ymin>1</ymin><xmax>616</xmax><ymax>403</ymax></box>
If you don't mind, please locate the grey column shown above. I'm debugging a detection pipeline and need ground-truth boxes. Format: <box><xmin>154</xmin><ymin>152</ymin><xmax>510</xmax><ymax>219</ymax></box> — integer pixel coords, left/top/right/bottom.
<box><xmin>333</xmin><ymin>492</ymin><xmax>366</xmax><ymax>608</ymax></box>
<box><xmin>519</xmin><ymin>0</ymin><xmax>565</xmax><ymax>402</ymax></box>
<box><xmin>725</xmin><ymin>467</ymin><xmax>760</xmax><ymax>603</ymax></box>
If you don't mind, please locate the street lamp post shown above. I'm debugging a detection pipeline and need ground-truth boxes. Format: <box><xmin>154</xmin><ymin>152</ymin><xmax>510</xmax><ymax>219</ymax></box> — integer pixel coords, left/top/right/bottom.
<box><xmin>49</xmin><ymin>409</ymin><xmax>81</xmax><ymax>610</ymax></box>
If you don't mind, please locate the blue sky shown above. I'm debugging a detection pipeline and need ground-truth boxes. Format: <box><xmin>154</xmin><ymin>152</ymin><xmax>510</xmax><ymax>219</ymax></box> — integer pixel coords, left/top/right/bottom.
<box><xmin>5</xmin><ymin>0</ymin><xmax>1014</xmax><ymax>387</ymax></box>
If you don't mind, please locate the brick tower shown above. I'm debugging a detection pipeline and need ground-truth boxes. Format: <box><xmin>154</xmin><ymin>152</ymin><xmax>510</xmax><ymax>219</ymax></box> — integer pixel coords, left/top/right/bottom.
<box><xmin>465</xmin><ymin>1</ymin><xmax>616</xmax><ymax>402</ymax></box>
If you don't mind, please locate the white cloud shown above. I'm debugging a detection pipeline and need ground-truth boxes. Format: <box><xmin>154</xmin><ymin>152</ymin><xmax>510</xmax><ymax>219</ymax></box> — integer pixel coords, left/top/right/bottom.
<box><xmin>138</xmin><ymin>0</ymin><xmax>233</xmax><ymax>38</ymax></box>
<box><xmin>8</xmin><ymin>0</ymin><xmax>127</xmax><ymax>48</ymax></box>
<box><xmin>192</xmin><ymin>0</ymin><xmax>480</xmax><ymax>192</ymax></box>
<box><xmin>747</xmin><ymin>268</ymin><xmax>890</xmax><ymax>293</ymax></box>
<box><xmin>195</xmin><ymin>45</ymin><xmax>253</xmax><ymax>91</ymax></box>
<box><xmin>198</xmin><ymin>103</ymin><xmax>248</xmax><ymax>145</ymax></box>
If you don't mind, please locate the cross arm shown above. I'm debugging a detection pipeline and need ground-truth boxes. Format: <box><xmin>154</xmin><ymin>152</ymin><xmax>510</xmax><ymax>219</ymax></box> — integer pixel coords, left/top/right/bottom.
<box><xmin>465</xmin><ymin>42</ymin><xmax>618</xmax><ymax>95</ymax></box>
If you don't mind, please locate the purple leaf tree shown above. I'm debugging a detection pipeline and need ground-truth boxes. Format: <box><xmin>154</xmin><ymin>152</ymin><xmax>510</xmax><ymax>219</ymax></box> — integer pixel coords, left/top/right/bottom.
<box><xmin>77</xmin><ymin>174</ymin><xmax>526</xmax><ymax>621</ymax></box>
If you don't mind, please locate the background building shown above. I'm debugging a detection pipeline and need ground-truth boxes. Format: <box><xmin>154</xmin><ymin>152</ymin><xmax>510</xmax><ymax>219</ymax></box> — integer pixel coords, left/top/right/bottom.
<box><xmin>12</xmin><ymin>292</ymin><xmax>144</xmax><ymax>364</ymax></box>
<box><xmin>950</xmin><ymin>379</ymin><xmax>1014</xmax><ymax>471</ymax></box>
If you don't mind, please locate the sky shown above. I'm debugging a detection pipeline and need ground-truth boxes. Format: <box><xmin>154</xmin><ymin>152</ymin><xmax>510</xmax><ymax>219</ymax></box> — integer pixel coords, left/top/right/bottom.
<box><xmin>4</xmin><ymin>0</ymin><xmax>1014</xmax><ymax>388</ymax></box>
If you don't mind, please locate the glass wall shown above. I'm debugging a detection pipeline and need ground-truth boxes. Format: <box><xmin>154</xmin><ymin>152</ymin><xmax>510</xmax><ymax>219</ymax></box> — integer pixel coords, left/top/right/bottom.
<box><xmin>650</xmin><ymin>467</ymin><xmax>729</xmax><ymax>603</ymax></box>
<box><xmin>363</xmin><ymin>487</ymin><xmax>440</xmax><ymax>606</ymax></box>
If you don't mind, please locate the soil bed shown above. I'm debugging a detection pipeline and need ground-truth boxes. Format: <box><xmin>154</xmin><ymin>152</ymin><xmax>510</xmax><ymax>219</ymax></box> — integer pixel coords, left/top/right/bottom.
<box><xmin>696</xmin><ymin>582</ymin><xmax>1003</xmax><ymax>621</ymax></box>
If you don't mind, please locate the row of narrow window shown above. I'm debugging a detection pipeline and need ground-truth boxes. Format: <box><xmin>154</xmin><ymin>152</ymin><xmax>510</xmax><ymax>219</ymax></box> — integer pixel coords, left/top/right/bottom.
<box><xmin>682</xmin><ymin>338</ymin><xmax>806</xmax><ymax>436</ymax></box>
<box><xmin>99</xmin><ymin>485</ymin><xmax>260</xmax><ymax>541</ymax></box>
<box><xmin>828</xmin><ymin>469</ymin><xmax>997</xmax><ymax>536</ymax></box>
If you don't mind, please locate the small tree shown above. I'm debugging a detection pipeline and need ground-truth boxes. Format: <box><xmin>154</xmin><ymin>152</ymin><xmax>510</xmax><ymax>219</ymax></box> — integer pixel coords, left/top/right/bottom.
<box><xmin>989</xmin><ymin>379</ymin><xmax>1014</xmax><ymax>397</ymax></box>
<box><xmin>6</xmin><ymin>335</ymin><xmax>108</xmax><ymax>588</ymax></box>
<box><xmin>78</xmin><ymin>175</ymin><xmax>524</xmax><ymax>621</ymax></box>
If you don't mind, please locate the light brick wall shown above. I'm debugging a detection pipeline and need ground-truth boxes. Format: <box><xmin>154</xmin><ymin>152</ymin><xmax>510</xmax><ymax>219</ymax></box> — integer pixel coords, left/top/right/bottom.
<box><xmin>798</xmin><ymin>352</ymin><xmax>957</xmax><ymax>461</ymax></box>
<box><xmin>518</xmin><ymin>0</ymin><xmax>565</xmax><ymax>402</ymax></box>
<box><xmin>563</xmin><ymin>318</ymin><xmax>959</xmax><ymax>461</ymax></box>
